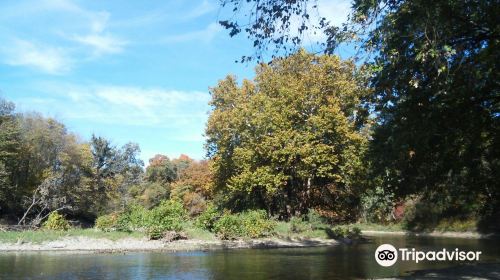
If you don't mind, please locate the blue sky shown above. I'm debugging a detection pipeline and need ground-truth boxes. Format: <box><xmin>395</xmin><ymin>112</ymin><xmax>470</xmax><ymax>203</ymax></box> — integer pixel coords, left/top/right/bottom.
<box><xmin>0</xmin><ymin>0</ymin><xmax>351</xmax><ymax>164</ymax></box>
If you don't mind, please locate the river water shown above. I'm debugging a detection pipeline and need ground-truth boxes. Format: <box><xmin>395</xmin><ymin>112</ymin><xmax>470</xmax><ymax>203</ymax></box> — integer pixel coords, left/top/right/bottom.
<box><xmin>0</xmin><ymin>235</ymin><xmax>499</xmax><ymax>279</ymax></box>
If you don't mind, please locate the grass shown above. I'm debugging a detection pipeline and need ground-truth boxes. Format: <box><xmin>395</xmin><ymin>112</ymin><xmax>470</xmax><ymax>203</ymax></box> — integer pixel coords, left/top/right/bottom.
<box><xmin>433</xmin><ymin>218</ymin><xmax>477</xmax><ymax>232</ymax></box>
<box><xmin>345</xmin><ymin>222</ymin><xmax>405</xmax><ymax>232</ymax></box>
<box><xmin>273</xmin><ymin>221</ymin><xmax>352</xmax><ymax>239</ymax></box>
<box><xmin>5</xmin><ymin>219</ymin><xmax>475</xmax><ymax>245</ymax></box>
<box><xmin>182</xmin><ymin>221</ymin><xmax>217</xmax><ymax>241</ymax></box>
<box><xmin>344</xmin><ymin>219</ymin><xmax>477</xmax><ymax>233</ymax></box>
<box><xmin>0</xmin><ymin>229</ymin><xmax>146</xmax><ymax>244</ymax></box>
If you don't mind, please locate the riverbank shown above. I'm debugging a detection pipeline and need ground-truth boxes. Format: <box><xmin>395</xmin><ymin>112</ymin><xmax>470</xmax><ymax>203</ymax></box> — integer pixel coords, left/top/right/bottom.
<box><xmin>0</xmin><ymin>236</ymin><xmax>338</xmax><ymax>252</ymax></box>
<box><xmin>362</xmin><ymin>230</ymin><xmax>499</xmax><ymax>239</ymax></box>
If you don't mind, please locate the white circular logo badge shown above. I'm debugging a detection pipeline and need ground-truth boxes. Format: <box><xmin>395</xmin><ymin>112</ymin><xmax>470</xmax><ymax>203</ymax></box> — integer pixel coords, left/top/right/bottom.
<box><xmin>375</xmin><ymin>244</ymin><xmax>398</xmax><ymax>267</ymax></box>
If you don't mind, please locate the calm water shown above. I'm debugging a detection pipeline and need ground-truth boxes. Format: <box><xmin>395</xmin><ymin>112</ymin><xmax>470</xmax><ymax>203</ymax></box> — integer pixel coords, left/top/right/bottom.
<box><xmin>1</xmin><ymin>235</ymin><xmax>499</xmax><ymax>279</ymax></box>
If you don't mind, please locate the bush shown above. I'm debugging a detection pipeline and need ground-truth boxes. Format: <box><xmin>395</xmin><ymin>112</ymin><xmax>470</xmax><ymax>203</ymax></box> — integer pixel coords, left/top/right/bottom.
<box><xmin>240</xmin><ymin>210</ymin><xmax>275</xmax><ymax>238</ymax></box>
<box><xmin>212</xmin><ymin>210</ymin><xmax>275</xmax><ymax>240</ymax></box>
<box><xmin>116</xmin><ymin>203</ymin><xmax>148</xmax><ymax>231</ymax></box>
<box><xmin>43</xmin><ymin>211</ymin><xmax>70</xmax><ymax>231</ymax></box>
<box><xmin>402</xmin><ymin>198</ymin><xmax>444</xmax><ymax>231</ymax></box>
<box><xmin>145</xmin><ymin>200</ymin><xmax>187</xmax><ymax>238</ymax></box>
<box><xmin>183</xmin><ymin>192</ymin><xmax>206</xmax><ymax>216</ymax></box>
<box><xmin>145</xmin><ymin>225</ymin><xmax>165</xmax><ymax>240</ymax></box>
<box><xmin>290</xmin><ymin>216</ymin><xmax>310</xmax><ymax>233</ymax></box>
<box><xmin>213</xmin><ymin>212</ymin><xmax>243</xmax><ymax>240</ymax></box>
<box><xmin>95</xmin><ymin>213</ymin><xmax>118</xmax><ymax>231</ymax></box>
<box><xmin>329</xmin><ymin>226</ymin><xmax>362</xmax><ymax>239</ymax></box>
<box><xmin>195</xmin><ymin>203</ymin><xmax>220</xmax><ymax>231</ymax></box>
<box><xmin>360</xmin><ymin>186</ymin><xmax>395</xmax><ymax>223</ymax></box>
<box><xmin>306</xmin><ymin>209</ymin><xmax>327</xmax><ymax>230</ymax></box>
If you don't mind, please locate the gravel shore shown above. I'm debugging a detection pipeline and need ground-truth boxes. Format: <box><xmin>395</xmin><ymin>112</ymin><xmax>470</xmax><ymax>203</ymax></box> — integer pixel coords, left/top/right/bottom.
<box><xmin>0</xmin><ymin>237</ymin><xmax>338</xmax><ymax>252</ymax></box>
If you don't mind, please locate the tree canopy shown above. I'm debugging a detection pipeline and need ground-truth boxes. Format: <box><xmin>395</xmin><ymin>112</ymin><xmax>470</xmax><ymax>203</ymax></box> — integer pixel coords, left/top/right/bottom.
<box><xmin>218</xmin><ymin>0</ymin><xmax>500</xmax><ymax>230</ymax></box>
<box><xmin>206</xmin><ymin>50</ymin><xmax>370</xmax><ymax>220</ymax></box>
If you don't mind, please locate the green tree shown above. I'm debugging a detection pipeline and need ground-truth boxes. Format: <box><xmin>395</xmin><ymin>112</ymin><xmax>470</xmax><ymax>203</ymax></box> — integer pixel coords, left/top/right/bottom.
<box><xmin>90</xmin><ymin>135</ymin><xmax>144</xmax><ymax>213</ymax></box>
<box><xmin>0</xmin><ymin>98</ymin><xmax>21</xmax><ymax>217</ymax></box>
<box><xmin>219</xmin><ymin>0</ymin><xmax>499</xmax><ymax>230</ymax></box>
<box><xmin>145</xmin><ymin>154</ymin><xmax>177</xmax><ymax>184</ymax></box>
<box><xmin>206</xmin><ymin>50</ymin><xmax>369</xmax><ymax>220</ymax></box>
<box><xmin>13</xmin><ymin>114</ymin><xmax>95</xmax><ymax>225</ymax></box>
<box><xmin>357</xmin><ymin>0</ymin><xmax>499</xmax><ymax>229</ymax></box>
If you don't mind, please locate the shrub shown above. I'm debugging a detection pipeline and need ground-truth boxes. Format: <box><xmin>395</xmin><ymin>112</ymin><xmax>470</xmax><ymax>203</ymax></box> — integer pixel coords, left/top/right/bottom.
<box><xmin>195</xmin><ymin>203</ymin><xmax>220</xmax><ymax>231</ymax></box>
<box><xmin>402</xmin><ymin>198</ymin><xmax>444</xmax><ymax>231</ymax></box>
<box><xmin>146</xmin><ymin>200</ymin><xmax>187</xmax><ymax>236</ymax></box>
<box><xmin>212</xmin><ymin>210</ymin><xmax>275</xmax><ymax>239</ymax></box>
<box><xmin>145</xmin><ymin>225</ymin><xmax>165</xmax><ymax>240</ymax></box>
<box><xmin>240</xmin><ymin>210</ymin><xmax>275</xmax><ymax>238</ymax></box>
<box><xmin>183</xmin><ymin>191</ymin><xmax>207</xmax><ymax>216</ymax></box>
<box><xmin>306</xmin><ymin>209</ymin><xmax>327</xmax><ymax>230</ymax></box>
<box><xmin>116</xmin><ymin>203</ymin><xmax>148</xmax><ymax>231</ymax></box>
<box><xmin>329</xmin><ymin>226</ymin><xmax>362</xmax><ymax>239</ymax></box>
<box><xmin>360</xmin><ymin>186</ymin><xmax>395</xmax><ymax>223</ymax></box>
<box><xmin>290</xmin><ymin>216</ymin><xmax>309</xmax><ymax>233</ymax></box>
<box><xmin>43</xmin><ymin>211</ymin><xmax>70</xmax><ymax>231</ymax></box>
<box><xmin>213</xmin><ymin>213</ymin><xmax>244</xmax><ymax>240</ymax></box>
<box><xmin>95</xmin><ymin>213</ymin><xmax>118</xmax><ymax>231</ymax></box>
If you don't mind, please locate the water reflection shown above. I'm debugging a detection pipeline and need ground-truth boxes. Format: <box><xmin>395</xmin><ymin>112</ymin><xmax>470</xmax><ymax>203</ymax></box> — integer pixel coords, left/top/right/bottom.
<box><xmin>0</xmin><ymin>235</ymin><xmax>499</xmax><ymax>279</ymax></box>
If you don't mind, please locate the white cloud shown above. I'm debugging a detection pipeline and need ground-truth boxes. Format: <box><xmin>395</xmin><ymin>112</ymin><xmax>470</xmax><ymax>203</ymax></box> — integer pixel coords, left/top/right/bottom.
<box><xmin>12</xmin><ymin>85</ymin><xmax>211</xmax><ymax>161</ymax></box>
<box><xmin>287</xmin><ymin>0</ymin><xmax>351</xmax><ymax>45</ymax></box>
<box><xmin>34</xmin><ymin>83</ymin><xmax>211</xmax><ymax>127</ymax></box>
<box><xmin>162</xmin><ymin>23</ymin><xmax>221</xmax><ymax>44</ymax></box>
<box><xmin>185</xmin><ymin>0</ymin><xmax>216</xmax><ymax>19</ymax></box>
<box><xmin>318</xmin><ymin>0</ymin><xmax>351</xmax><ymax>27</ymax></box>
<box><xmin>2</xmin><ymin>39</ymin><xmax>71</xmax><ymax>74</ymax></box>
<box><xmin>73</xmin><ymin>34</ymin><xmax>126</xmax><ymax>55</ymax></box>
<box><xmin>0</xmin><ymin>0</ymin><xmax>125</xmax><ymax>72</ymax></box>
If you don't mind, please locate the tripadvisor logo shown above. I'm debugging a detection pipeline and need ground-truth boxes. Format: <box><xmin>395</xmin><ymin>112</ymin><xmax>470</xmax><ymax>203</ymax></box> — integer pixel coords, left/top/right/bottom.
<box><xmin>375</xmin><ymin>244</ymin><xmax>398</xmax><ymax>266</ymax></box>
<box><xmin>375</xmin><ymin>244</ymin><xmax>482</xmax><ymax>267</ymax></box>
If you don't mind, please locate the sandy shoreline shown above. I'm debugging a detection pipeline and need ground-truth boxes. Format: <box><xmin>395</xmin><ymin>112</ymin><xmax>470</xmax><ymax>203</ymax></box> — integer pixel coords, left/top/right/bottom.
<box><xmin>0</xmin><ymin>237</ymin><xmax>339</xmax><ymax>253</ymax></box>
<box><xmin>1</xmin><ymin>230</ymin><xmax>496</xmax><ymax>253</ymax></box>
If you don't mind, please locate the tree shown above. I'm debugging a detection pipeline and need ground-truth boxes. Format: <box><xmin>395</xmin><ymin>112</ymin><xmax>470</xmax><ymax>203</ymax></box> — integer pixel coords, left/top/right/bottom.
<box><xmin>15</xmin><ymin>116</ymin><xmax>94</xmax><ymax>225</ymax></box>
<box><xmin>0</xmin><ymin>98</ymin><xmax>21</xmax><ymax>217</ymax></box>
<box><xmin>170</xmin><ymin>159</ymin><xmax>213</xmax><ymax>216</ymax></box>
<box><xmin>358</xmin><ymin>0</ymin><xmax>499</xmax><ymax>228</ymax></box>
<box><xmin>90</xmin><ymin>135</ymin><xmax>118</xmax><ymax>212</ymax></box>
<box><xmin>219</xmin><ymin>0</ymin><xmax>346</xmax><ymax>62</ymax></box>
<box><xmin>219</xmin><ymin>0</ymin><xmax>500</xmax><ymax>229</ymax></box>
<box><xmin>145</xmin><ymin>154</ymin><xmax>177</xmax><ymax>184</ymax></box>
<box><xmin>206</xmin><ymin>50</ymin><xmax>369</xmax><ymax>220</ymax></box>
<box><xmin>90</xmin><ymin>135</ymin><xmax>144</xmax><ymax>213</ymax></box>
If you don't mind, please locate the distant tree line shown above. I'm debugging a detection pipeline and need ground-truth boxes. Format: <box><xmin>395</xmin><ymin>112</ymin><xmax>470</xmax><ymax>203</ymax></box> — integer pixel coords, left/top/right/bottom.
<box><xmin>0</xmin><ymin>98</ymin><xmax>211</xmax><ymax>226</ymax></box>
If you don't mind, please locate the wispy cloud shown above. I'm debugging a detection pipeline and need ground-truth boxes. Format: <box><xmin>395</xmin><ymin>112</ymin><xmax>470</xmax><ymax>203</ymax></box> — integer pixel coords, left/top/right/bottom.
<box><xmin>0</xmin><ymin>0</ymin><xmax>125</xmax><ymax>73</ymax></box>
<box><xmin>27</xmin><ymin>82</ymin><xmax>211</xmax><ymax>128</ymax></box>
<box><xmin>72</xmin><ymin>34</ymin><xmax>126</xmax><ymax>55</ymax></box>
<box><xmin>162</xmin><ymin>23</ymin><xmax>221</xmax><ymax>44</ymax></box>
<box><xmin>1</xmin><ymin>39</ymin><xmax>71</xmax><ymax>74</ymax></box>
<box><xmin>185</xmin><ymin>0</ymin><xmax>216</xmax><ymax>19</ymax></box>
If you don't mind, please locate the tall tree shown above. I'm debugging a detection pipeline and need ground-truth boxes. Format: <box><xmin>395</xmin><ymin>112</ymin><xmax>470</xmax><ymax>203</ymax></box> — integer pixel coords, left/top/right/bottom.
<box><xmin>357</xmin><ymin>0</ymin><xmax>499</xmax><ymax>228</ymax></box>
<box><xmin>206</xmin><ymin>50</ymin><xmax>369</xmax><ymax>220</ymax></box>
<box><xmin>0</xmin><ymin>98</ymin><xmax>21</xmax><ymax>217</ymax></box>
<box><xmin>219</xmin><ymin>0</ymin><xmax>500</xmax><ymax>228</ymax></box>
<box><xmin>90</xmin><ymin>135</ymin><xmax>144</xmax><ymax>213</ymax></box>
